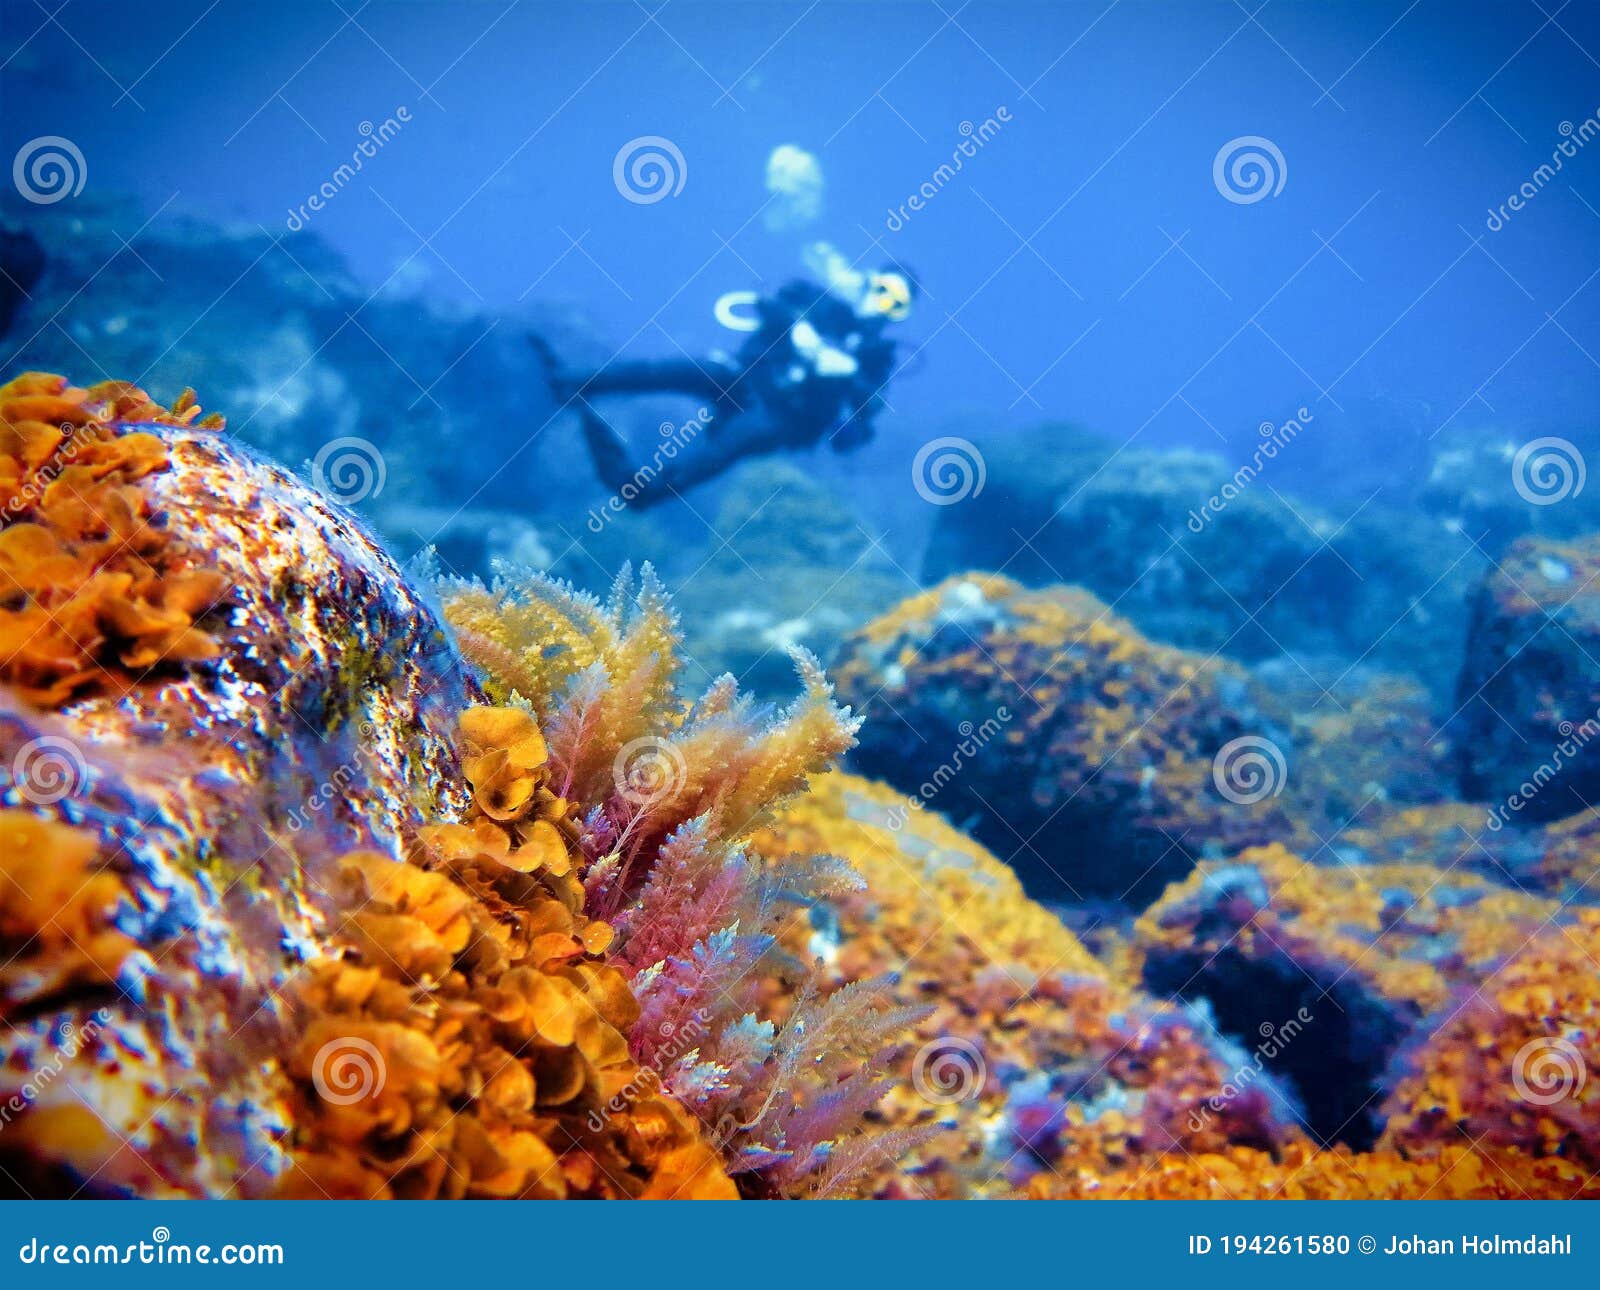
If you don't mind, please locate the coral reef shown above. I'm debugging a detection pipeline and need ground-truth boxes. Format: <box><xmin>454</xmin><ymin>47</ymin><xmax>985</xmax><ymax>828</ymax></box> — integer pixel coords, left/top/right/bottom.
<box><xmin>1455</xmin><ymin>534</ymin><xmax>1600</xmax><ymax>820</ymax></box>
<box><xmin>3</xmin><ymin>362</ymin><xmax>1597</xmax><ymax>1201</ymax></box>
<box><xmin>1522</xmin><ymin>807</ymin><xmax>1600</xmax><ymax>899</ymax></box>
<box><xmin>1254</xmin><ymin>662</ymin><xmax>1455</xmax><ymax>841</ymax></box>
<box><xmin>0</xmin><ymin>372</ymin><xmax>224</xmax><ymax>704</ymax></box>
<box><xmin>1136</xmin><ymin>844</ymin><xmax>1569</xmax><ymax>1147</ymax></box>
<box><xmin>753</xmin><ymin>773</ymin><xmax>1300</xmax><ymax>1197</ymax></box>
<box><xmin>833</xmin><ymin>573</ymin><xmax>1295</xmax><ymax>905</ymax></box>
<box><xmin>280</xmin><ymin>704</ymin><xmax>734</xmax><ymax>1199</ymax></box>
<box><xmin>0</xmin><ymin>373</ymin><xmax>915</xmax><ymax>1199</ymax></box>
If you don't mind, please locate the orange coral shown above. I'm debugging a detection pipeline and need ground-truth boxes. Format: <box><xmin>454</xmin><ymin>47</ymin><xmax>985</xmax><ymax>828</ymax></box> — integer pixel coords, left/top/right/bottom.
<box><xmin>0</xmin><ymin>809</ymin><xmax>133</xmax><ymax>1021</ymax></box>
<box><xmin>0</xmin><ymin>372</ymin><xmax>227</xmax><ymax>706</ymax></box>
<box><xmin>1029</xmin><ymin>1141</ymin><xmax>1600</xmax><ymax>1199</ymax></box>
<box><xmin>1381</xmin><ymin>909</ymin><xmax>1600</xmax><ymax>1171</ymax></box>
<box><xmin>280</xmin><ymin>705</ymin><xmax>735</xmax><ymax>1199</ymax></box>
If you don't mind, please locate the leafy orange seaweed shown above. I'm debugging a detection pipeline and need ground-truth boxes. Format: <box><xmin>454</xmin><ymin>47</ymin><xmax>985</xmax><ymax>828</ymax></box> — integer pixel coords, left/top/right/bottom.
<box><xmin>0</xmin><ymin>372</ymin><xmax>227</xmax><ymax>706</ymax></box>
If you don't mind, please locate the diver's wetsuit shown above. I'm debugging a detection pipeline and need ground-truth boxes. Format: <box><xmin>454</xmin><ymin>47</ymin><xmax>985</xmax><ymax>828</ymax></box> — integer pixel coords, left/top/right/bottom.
<box><xmin>548</xmin><ymin>278</ymin><xmax>898</xmax><ymax>505</ymax></box>
<box><xmin>0</xmin><ymin>228</ymin><xmax>45</xmax><ymax>340</ymax></box>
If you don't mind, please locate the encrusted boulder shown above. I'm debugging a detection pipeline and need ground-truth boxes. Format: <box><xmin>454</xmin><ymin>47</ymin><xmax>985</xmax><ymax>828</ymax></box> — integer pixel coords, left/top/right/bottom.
<box><xmin>919</xmin><ymin>425</ymin><xmax>1475</xmax><ymax>691</ymax></box>
<box><xmin>1136</xmin><ymin>844</ymin><xmax>1569</xmax><ymax>1148</ymax></box>
<box><xmin>833</xmin><ymin>574</ymin><xmax>1296</xmax><ymax>906</ymax></box>
<box><xmin>1381</xmin><ymin>910</ymin><xmax>1600</xmax><ymax>1171</ymax></box>
<box><xmin>1456</xmin><ymin>535</ymin><xmax>1600</xmax><ymax>822</ymax></box>
<box><xmin>0</xmin><ymin>374</ymin><xmax>472</xmax><ymax>1195</ymax></box>
<box><xmin>753</xmin><ymin>772</ymin><xmax>1300</xmax><ymax>1197</ymax></box>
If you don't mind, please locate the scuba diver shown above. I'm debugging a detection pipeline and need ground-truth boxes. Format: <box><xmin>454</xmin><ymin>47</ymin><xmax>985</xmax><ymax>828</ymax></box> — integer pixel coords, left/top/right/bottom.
<box><xmin>0</xmin><ymin>227</ymin><xmax>45</xmax><ymax>341</ymax></box>
<box><xmin>534</xmin><ymin>243</ymin><xmax>916</xmax><ymax>506</ymax></box>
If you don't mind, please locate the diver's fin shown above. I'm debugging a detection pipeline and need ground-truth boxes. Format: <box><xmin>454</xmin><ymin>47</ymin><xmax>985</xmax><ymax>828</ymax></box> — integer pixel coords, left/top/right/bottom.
<box><xmin>575</xmin><ymin>403</ymin><xmax>638</xmax><ymax>494</ymax></box>
<box><xmin>527</xmin><ymin>330</ymin><xmax>574</xmax><ymax>400</ymax></box>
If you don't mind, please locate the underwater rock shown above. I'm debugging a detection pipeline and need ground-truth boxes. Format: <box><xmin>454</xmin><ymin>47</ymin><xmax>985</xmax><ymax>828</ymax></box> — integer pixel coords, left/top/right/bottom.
<box><xmin>0</xmin><ymin>199</ymin><xmax>593</xmax><ymax>519</ymax></box>
<box><xmin>0</xmin><ymin>373</ymin><xmax>474</xmax><ymax>1195</ymax></box>
<box><xmin>753</xmin><ymin>772</ymin><xmax>1300</xmax><ymax>1197</ymax></box>
<box><xmin>1522</xmin><ymin>806</ymin><xmax>1600</xmax><ymax>899</ymax></box>
<box><xmin>1136</xmin><ymin>844</ymin><xmax>1569</xmax><ymax>1149</ymax></box>
<box><xmin>833</xmin><ymin>573</ymin><xmax>1296</xmax><ymax>906</ymax></box>
<box><xmin>671</xmin><ymin>460</ymin><xmax>910</xmax><ymax>698</ymax></box>
<box><xmin>1253</xmin><ymin>661</ymin><xmax>1454</xmax><ymax>847</ymax></box>
<box><xmin>0</xmin><ymin>225</ymin><xmax>44</xmax><ymax>339</ymax></box>
<box><xmin>1381</xmin><ymin>909</ymin><xmax>1600</xmax><ymax>1171</ymax></box>
<box><xmin>919</xmin><ymin>425</ymin><xmax>1475</xmax><ymax>691</ymax></box>
<box><xmin>1420</xmin><ymin>426</ymin><xmax>1600</xmax><ymax>551</ymax></box>
<box><xmin>1455</xmin><ymin>534</ymin><xmax>1600</xmax><ymax>821</ymax></box>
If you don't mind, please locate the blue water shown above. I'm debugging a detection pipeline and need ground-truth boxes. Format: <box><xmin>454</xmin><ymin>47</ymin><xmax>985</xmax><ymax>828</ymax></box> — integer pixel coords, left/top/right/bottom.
<box><xmin>4</xmin><ymin>0</ymin><xmax>1597</xmax><ymax>480</ymax></box>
